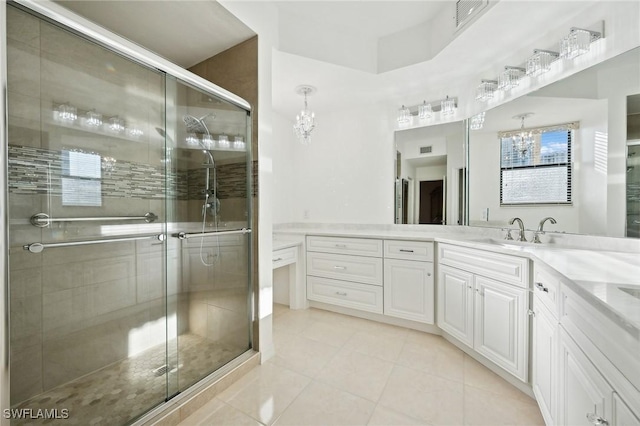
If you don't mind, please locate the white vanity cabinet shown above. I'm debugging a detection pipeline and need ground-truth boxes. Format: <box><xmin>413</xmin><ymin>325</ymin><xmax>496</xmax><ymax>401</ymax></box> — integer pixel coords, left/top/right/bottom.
<box><xmin>383</xmin><ymin>240</ymin><xmax>434</xmax><ymax>324</ymax></box>
<box><xmin>306</xmin><ymin>236</ymin><xmax>384</xmax><ymax>314</ymax></box>
<box><xmin>305</xmin><ymin>236</ymin><xmax>435</xmax><ymax>323</ymax></box>
<box><xmin>437</xmin><ymin>243</ymin><xmax>529</xmax><ymax>382</ymax></box>
<box><xmin>557</xmin><ymin>284</ymin><xmax>640</xmax><ymax>426</ymax></box>
<box><xmin>531</xmin><ymin>264</ymin><xmax>561</xmax><ymax>425</ymax></box>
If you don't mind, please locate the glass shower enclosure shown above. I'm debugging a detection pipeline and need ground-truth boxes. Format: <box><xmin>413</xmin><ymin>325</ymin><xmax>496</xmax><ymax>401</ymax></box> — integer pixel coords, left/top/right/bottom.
<box><xmin>2</xmin><ymin>2</ymin><xmax>253</xmax><ymax>424</ymax></box>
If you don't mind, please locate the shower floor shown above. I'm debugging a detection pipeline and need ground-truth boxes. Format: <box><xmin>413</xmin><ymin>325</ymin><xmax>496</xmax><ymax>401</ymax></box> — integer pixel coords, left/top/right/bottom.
<box><xmin>11</xmin><ymin>334</ymin><xmax>243</xmax><ymax>425</ymax></box>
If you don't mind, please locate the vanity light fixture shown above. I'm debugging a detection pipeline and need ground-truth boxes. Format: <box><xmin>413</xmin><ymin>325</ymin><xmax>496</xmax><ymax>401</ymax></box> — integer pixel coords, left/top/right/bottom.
<box><xmin>470</xmin><ymin>112</ymin><xmax>486</xmax><ymax>130</ymax></box>
<box><xmin>418</xmin><ymin>101</ymin><xmax>432</xmax><ymax>119</ymax></box>
<box><xmin>526</xmin><ymin>49</ymin><xmax>560</xmax><ymax>77</ymax></box>
<box><xmin>293</xmin><ymin>85</ymin><xmax>317</xmax><ymax>144</ymax></box>
<box><xmin>560</xmin><ymin>27</ymin><xmax>601</xmax><ymax>59</ymax></box>
<box><xmin>476</xmin><ymin>80</ymin><xmax>498</xmax><ymax>102</ymax></box>
<box><xmin>441</xmin><ymin>96</ymin><xmax>457</xmax><ymax>116</ymax></box>
<box><xmin>201</xmin><ymin>134</ymin><xmax>215</xmax><ymax>149</ymax></box>
<box><xmin>218</xmin><ymin>133</ymin><xmax>230</xmax><ymax>148</ymax></box>
<box><xmin>186</xmin><ymin>133</ymin><xmax>199</xmax><ymax>146</ymax></box>
<box><xmin>233</xmin><ymin>134</ymin><xmax>246</xmax><ymax>150</ymax></box>
<box><xmin>498</xmin><ymin>66</ymin><xmax>526</xmax><ymax>91</ymax></box>
<box><xmin>511</xmin><ymin>113</ymin><xmax>535</xmax><ymax>158</ymax></box>
<box><xmin>84</xmin><ymin>110</ymin><xmax>103</xmax><ymax>128</ymax></box>
<box><xmin>397</xmin><ymin>104</ymin><xmax>411</xmax><ymax>124</ymax></box>
<box><xmin>108</xmin><ymin>116</ymin><xmax>125</xmax><ymax>133</ymax></box>
<box><xmin>55</xmin><ymin>103</ymin><xmax>77</xmax><ymax>123</ymax></box>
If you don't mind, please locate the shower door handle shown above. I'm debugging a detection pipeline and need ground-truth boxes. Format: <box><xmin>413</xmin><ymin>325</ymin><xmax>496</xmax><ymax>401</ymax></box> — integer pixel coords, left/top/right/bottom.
<box><xmin>175</xmin><ymin>228</ymin><xmax>252</xmax><ymax>239</ymax></box>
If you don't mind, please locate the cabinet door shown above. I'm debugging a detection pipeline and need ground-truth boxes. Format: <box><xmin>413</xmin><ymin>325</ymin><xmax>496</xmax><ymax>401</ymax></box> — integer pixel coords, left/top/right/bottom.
<box><xmin>613</xmin><ymin>392</ymin><xmax>640</xmax><ymax>425</ymax></box>
<box><xmin>437</xmin><ymin>265</ymin><xmax>474</xmax><ymax>347</ymax></box>
<box><xmin>558</xmin><ymin>329</ymin><xmax>611</xmax><ymax>426</ymax></box>
<box><xmin>384</xmin><ymin>259</ymin><xmax>434</xmax><ymax>323</ymax></box>
<box><xmin>474</xmin><ymin>275</ymin><xmax>528</xmax><ymax>381</ymax></box>
<box><xmin>532</xmin><ymin>297</ymin><xmax>558</xmax><ymax>425</ymax></box>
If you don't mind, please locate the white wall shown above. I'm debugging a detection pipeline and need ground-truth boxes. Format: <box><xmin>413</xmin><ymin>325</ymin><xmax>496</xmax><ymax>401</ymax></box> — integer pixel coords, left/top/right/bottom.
<box><xmin>273</xmin><ymin>103</ymin><xmax>395</xmax><ymax>224</ymax></box>
<box><xmin>219</xmin><ymin>0</ymin><xmax>279</xmax><ymax>360</ymax></box>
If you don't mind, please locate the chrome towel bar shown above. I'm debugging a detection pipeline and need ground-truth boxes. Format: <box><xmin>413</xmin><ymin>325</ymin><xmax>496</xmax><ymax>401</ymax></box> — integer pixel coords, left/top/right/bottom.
<box><xmin>30</xmin><ymin>212</ymin><xmax>158</xmax><ymax>227</ymax></box>
<box><xmin>175</xmin><ymin>228</ymin><xmax>252</xmax><ymax>240</ymax></box>
<box><xmin>23</xmin><ymin>234</ymin><xmax>165</xmax><ymax>253</ymax></box>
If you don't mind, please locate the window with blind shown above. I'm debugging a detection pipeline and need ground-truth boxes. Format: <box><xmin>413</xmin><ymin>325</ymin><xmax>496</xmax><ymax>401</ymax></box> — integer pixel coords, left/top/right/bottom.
<box><xmin>500</xmin><ymin>123</ymin><xmax>576</xmax><ymax>205</ymax></box>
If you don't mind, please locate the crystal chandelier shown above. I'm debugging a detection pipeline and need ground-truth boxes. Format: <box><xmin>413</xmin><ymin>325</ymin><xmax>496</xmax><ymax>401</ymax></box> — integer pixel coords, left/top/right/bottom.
<box><xmin>293</xmin><ymin>85</ymin><xmax>316</xmax><ymax>144</ymax></box>
<box><xmin>512</xmin><ymin>113</ymin><xmax>534</xmax><ymax>158</ymax></box>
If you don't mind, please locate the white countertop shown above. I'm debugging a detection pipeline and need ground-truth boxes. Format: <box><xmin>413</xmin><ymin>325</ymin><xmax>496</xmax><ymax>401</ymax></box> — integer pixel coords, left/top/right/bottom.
<box><xmin>274</xmin><ymin>225</ymin><xmax>640</xmax><ymax>339</ymax></box>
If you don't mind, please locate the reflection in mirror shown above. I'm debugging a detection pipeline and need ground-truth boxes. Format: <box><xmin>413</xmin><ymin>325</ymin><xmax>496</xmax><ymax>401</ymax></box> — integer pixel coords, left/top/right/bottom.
<box><xmin>628</xmin><ymin>94</ymin><xmax>640</xmax><ymax>238</ymax></box>
<box><xmin>468</xmin><ymin>47</ymin><xmax>640</xmax><ymax>238</ymax></box>
<box><xmin>394</xmin><ymin>121</ymin><xmax>466</xmax><ymax>225</ymax></box>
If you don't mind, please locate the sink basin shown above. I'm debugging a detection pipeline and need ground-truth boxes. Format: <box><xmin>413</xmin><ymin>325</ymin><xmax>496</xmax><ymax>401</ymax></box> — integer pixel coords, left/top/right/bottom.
<box><xmin>619</xmin><ymin>286</ymin><xmax>640</xmax><ymax>300</ymax></box>
<box><xmin>469</xmin><ymin>237</ymin><xmax>537</xmax><ymax>249</ymax></box>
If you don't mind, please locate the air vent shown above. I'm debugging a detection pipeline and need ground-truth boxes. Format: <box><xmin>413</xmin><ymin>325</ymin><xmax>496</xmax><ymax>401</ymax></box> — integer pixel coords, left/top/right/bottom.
<box><xmin>420</xmin><ymin>146</ymin><xmax>433</xmax><ymax>154</ymax></box>
<box><xmin>456</xmin><ymin>0</ymin><xmax>488</xmax><ymax>29</ymax></box>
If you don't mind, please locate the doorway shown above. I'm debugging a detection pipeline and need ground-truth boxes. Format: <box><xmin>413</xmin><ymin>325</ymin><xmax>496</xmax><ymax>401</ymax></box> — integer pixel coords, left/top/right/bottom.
<box><xmin>419</xmin><ymin>180</ymin><xmax>444</xmax><ymax>224</ymax></box>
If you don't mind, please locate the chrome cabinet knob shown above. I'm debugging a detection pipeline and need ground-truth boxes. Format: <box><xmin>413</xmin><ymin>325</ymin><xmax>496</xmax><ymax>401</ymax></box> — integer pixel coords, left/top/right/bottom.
<box><xmin>535</xmin><ymin>282</ymin><xmax>549</xmax><ymax>293</ymax></box>
<box><xmin>586</xmin><ymin>413</ymin><xmax>608</xmax><ymax>425</ymax></box>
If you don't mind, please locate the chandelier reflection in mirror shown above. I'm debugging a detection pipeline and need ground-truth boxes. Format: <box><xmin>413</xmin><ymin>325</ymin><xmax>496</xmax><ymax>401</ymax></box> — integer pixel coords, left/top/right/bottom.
<box><xmin>511</xmin><ymin>113</ymin><xmax>534</xmax><ymax>159</ymax></box>
<box><xmin>293</xmin><ymin>85</ymin><xmax>317</xmax><ymax>144</ymax></box>
<box><xmin>470</xmin><ymin>112</ymin><xmax>486</xmax><ymax>130</ymax></box>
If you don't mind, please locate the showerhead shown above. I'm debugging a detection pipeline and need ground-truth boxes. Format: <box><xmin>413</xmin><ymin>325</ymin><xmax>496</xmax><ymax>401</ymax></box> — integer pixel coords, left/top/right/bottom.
<box><xmin>183</xmin><ymin>113</ymin><xmax>215</xmax><ymax>135</ymax></box>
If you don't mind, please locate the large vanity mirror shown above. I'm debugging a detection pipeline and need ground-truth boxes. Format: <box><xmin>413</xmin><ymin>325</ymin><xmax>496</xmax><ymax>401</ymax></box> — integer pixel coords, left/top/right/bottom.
<box><xmin>468</xmin><ymin>47</ymin><xmax>640</xmax><ymax>238</ymax></box>
<box><xmin>394</xmin><ymin>121</ymin><xmax>466</xmax><ymax>225</ymax></box>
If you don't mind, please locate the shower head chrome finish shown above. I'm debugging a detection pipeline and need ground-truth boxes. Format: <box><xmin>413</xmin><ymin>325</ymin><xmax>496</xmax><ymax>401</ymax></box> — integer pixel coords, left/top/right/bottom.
<box><xmin>183</xmin><ymin>113</ymin><xmax>215</xmax><ymax>135</ymax></box>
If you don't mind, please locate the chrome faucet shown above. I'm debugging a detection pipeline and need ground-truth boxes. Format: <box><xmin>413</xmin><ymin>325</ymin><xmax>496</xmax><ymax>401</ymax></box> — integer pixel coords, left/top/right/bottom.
<box><xmin>534</xmin><ymin>217</ymin><xmax>557</xmax><ymax>243</ymax></box>
<box><xmin>508</xmin><ymin>217</ymin><xmax>527</xmax><ymax>241</ymax></box>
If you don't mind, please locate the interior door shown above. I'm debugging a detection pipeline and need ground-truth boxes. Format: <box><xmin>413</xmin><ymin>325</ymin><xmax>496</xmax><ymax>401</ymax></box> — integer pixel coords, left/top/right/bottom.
<box><xmin>419</xmin><ymin>180</ymin><xmax>444</xmax><ymax>224</ymax></box>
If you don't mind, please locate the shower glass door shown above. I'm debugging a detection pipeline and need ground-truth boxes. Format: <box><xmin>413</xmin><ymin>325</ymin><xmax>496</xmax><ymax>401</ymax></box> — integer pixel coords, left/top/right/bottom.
<box><xmin>165</xmin><ymin>77</ymin><xmax>252</xmax><ymax>393</ymax></box>
<box><xmin>6</xmin><ymin>3</ymin><xmax>252</xmax><ymax>424</ymax></box>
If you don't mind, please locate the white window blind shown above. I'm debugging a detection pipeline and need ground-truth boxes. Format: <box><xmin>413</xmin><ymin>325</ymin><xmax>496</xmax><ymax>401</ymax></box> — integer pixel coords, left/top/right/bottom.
<box><xmin>61</xmin><ymin>150</ymin><xmax>102</xmax><ymax>206</ymax></box>
<box><xmin>500</xmin><ymin>126</ymin><xmax>574</xmax><ymax>205</ymax></box>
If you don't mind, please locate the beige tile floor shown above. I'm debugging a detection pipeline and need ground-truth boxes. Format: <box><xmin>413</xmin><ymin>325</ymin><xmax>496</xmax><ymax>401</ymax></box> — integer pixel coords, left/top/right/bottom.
<box><xmin>180</xmin><ymin>304</ymin><xmax>544</xmax><ymax>426</ymax></box>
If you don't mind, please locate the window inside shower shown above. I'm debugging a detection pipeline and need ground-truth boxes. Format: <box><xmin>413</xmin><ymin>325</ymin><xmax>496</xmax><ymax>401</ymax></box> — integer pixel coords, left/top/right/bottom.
<box><xmin>5</xmin><ymin>4</ymin><xmax>252</xmax><ymax>424</ymax></box>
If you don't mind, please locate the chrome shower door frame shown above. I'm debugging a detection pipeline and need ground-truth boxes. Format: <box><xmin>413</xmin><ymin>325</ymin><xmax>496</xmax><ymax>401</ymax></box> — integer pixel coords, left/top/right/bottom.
<box><xmin>1</xmin><ymin>0</ymin><xmax>254</xmax><ymax>424</ymax></box>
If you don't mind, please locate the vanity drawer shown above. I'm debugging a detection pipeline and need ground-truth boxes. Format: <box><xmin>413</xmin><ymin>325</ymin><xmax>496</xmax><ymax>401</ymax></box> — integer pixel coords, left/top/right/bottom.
<box><xmin>306</xmin><ymin>236</ymin><xmax>383</xmax><ymax>257</ymax></box>
<box><xmin>306</xmin><ymin>251</ymin><xmax>383</xmax><ymax>286</ymax></box>
<box><xmin>307</xmin><ymin>276</ymin><xmax>383</xmax><ymax>314</ymax></box>
<box><xmin>384</xmin><ymin>240</ymin><xmax>434</xmax><ymax>262</ymax></box>
<box><xmin>438</xmin><ymin>243</ymin><xmax>529</xmax><ymax>288</ymax></box>
<box><xmin>533</xmin><ymin>263</ymin><xmax>560</xmax><ymax>317</ymax></box>
<box><xmin>273</xmin><ymin>246</ymin><xmax>297</xmax><ymax>269</ymax></box>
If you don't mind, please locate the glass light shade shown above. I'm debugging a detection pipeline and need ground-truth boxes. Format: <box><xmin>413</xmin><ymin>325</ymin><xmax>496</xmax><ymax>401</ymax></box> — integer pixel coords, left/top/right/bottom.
<box><xmin>108</xmin><ymin>116</ymin><xmax>125</xmax><ymax>133</ymax></box>
<box><xmin>201</xmin><ymin>134</ymin><xmax>215</xmax><ymax>149</ymax></box>
<box><xmin>560</xmin><ymin>28</ymin><xmax>592</xmax><ymax>59</ymax></box>
<box><xmin>470</xmin><ymin>112</ymin><xmax>485</xmax><ymax>130</ymax></box>
<box><xmin>441</xmin><ymin>97</ymin><xmax>456</xmax><ymax>115</ymax></box>
<box><xmin>397</xmin><ymin>105</ymin><xmax>411</xmax><ymax>124</ymax></box>
<box><xmin>418</xmin><ymin>101</ymin><xmax>432</xmax><ymax>119</ymax></box>
<box><xmin>233</xmin><ymin>135</ymin><xmax>246</xmax><ymax>150</ymax></box>
<box><xmin>218</xmin><ymin>133</ymin><xmax>230</xmax><ymax>148</ymax></box>
<box><xmin>475</xmin><ymin>81</ymin><xmax>497</xmax><ymax>101</ymax></box>
<box><xmin>526</xmin><ymin>51</ymin><xmax>557</xmax><ymax>76</ymax></box>
<box><xmin>85</xmin><ymin>110</ymin><xmax>102</xmax><ymax>127</ymax></box>
<box><xmin>56</xmin><ymin>103</ymin><xmax>77</xmax><ymax>123</ymax></box>
<box><xmin>185</xmin><ymin>133</ymin><xmax>199</xmax><ymax>146</ymax></box>
<box><xmin>498</xmin><ymin>67</ymin><xmax>525</xmax><ymax>90</ymax></box>
<box><xmin>127</xmin><ymin>127</ymin><xmax>144</xmax><ymax>138</ymax></box>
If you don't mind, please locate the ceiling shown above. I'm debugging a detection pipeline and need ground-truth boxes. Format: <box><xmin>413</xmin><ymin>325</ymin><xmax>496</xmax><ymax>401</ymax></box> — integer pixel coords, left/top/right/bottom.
<box><xmin>53</xmin><ymin>0</ymin><xmax>603</xmax><ymax>121</ymax></box>
<box><xmin>54</xmin><ymin>0</ymin><xmax>256</xmax><ymax>68</ymax></box>
<box><xmin>273</xmin><ymin>1</ymin><xmax>450</xmax><ymax>40</ymax></box>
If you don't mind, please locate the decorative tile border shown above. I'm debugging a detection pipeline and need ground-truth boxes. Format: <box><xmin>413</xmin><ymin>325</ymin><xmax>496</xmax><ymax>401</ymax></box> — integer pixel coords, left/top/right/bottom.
<box><xmin>8</xmin><ymin>145</ymin><xmax>258</xmax><ymax>200</ymax></box>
